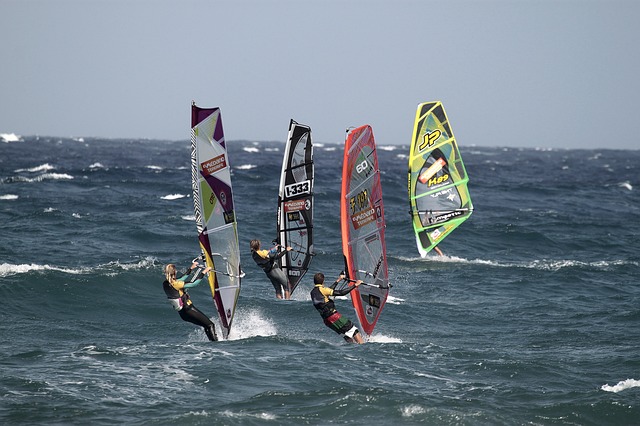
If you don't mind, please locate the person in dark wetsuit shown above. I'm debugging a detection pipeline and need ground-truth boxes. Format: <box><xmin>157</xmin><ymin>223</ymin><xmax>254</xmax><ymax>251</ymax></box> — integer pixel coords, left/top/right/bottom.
<box><xmin>250</xmin><ymin>239</ymin><xmax>293</xmax><ymax>299</ymax></box>
<box><xmin>310</xmin><ymin>272</ymin><xmax>364</xmax><ymax>344</ymax></box>
<box><xmin>162</xmin><ymin>261</ymin><xmax>218</xmax><ymax>341</ymax></box>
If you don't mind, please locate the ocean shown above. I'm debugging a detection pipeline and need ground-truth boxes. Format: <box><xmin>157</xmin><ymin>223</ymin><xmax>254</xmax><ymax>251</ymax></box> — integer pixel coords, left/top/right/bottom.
<box><xmin>0</xmin><ymin>135</ymin><xmax>638</xmax><ymax>425</ymax></box>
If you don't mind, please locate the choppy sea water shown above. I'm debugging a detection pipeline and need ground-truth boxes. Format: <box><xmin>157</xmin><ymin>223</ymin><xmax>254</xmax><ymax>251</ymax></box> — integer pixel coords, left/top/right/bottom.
<box><xmin>0</xmin><ymin>135</ymin><xmax>639</xmax><ymax>425</ymax></box>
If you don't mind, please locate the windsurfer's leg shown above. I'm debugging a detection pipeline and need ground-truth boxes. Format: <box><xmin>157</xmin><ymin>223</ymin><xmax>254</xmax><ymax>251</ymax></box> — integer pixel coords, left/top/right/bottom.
<box><xmin>179</xmin><ymin>305</ymin><xmax>217</xmax><ymax>341</ymax></box>
<box><xmin>267</xmin><ymin>268</ymin><xmax>288</xmax><ymax>299</ymax></box>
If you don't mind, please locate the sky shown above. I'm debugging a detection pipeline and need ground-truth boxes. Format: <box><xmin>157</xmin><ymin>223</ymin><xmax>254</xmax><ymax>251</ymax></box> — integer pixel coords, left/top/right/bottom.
<box><xmin>1</xmin><ymin>0</ymin><xmax>639</xmax><ymax>149</ymax></box>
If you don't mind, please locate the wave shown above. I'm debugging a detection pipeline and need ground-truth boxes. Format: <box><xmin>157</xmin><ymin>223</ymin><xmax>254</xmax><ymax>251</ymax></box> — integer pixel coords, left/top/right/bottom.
<box><xmin>236</xmin><ymin>164</ymin><xmax>257</xmax><ymax>170</ymax></box>
<box><xmin>161</xmin><ymin>194</ymin><xmax>187</xmax><ymax>200</ymax></box>
<box><xmin>601</xmin><ymin>379</ymin><xmax>640</xmax><ymax>393</ymax></box>
<box><xmin>1</xmin><ymin>132</ymin><xmax>21</xmax><ymax>142</ymax></box>
<box><xmin>368</xmin><ymin>333</ymin><xmax>402</xmax><ymax>344</ymax></box>
<box><xmin>5</xmin><ymin>172</ymin><xmax>74</xmax><ymax>183</ymax></box>
<box><xmin>224</xmin><ymin>308</ymin><xmax>278</xmax><ymax>341</ymax></box>
<box><xmin>0</xmin><ymin>257</ymin><xmax>158</xmax><ymax>278</ymax></box>
<box><xmin>14</xmin><ymin>163</ymin><xmax>56</xmax><ymax>173</ymax></box>
<box><xmin>392</xmin><ymin>255</ymin><xmax>639</xmax><ymax>271</ymax></box>
<box><xmin>0</xmin><ymin>194</ymin><xmax>18</xmax><ymax>200</ymax></box>
<box><xmin>243</xmin><ymin>147</ymin><xmax>259</xmax><ymax>153</ymax></box>
<box><xmin>619</xmin><ymin>181</ymin><xmax>633</xmax><ymax>191</ymax></box>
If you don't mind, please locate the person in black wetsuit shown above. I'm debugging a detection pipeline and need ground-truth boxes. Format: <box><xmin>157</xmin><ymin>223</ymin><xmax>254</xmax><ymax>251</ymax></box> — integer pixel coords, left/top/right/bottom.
<box><xmin>162</xmin><ymin>261</ymin><xmax>218</xmax><ymax>341</ymax></box>
<box><xmin>250</xmin><ymin>239</ymin><xmax>293</xmax><ymax>299</ymax></box>
<box><xmin>310</xmin><ymin>272</ymin><xmax>364</xmax><ymax>344</ymax></box>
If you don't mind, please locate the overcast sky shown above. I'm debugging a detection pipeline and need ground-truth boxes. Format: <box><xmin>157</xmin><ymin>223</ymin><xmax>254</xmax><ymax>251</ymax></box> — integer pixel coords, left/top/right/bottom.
<box><xmin>1</xmin><ymin>0</ymin><xmax>638</xmax><ymax>149</ymax></box>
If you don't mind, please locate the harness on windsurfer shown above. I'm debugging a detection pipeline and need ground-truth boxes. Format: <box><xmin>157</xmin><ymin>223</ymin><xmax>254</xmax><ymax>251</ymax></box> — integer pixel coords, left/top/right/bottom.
<box><xmin>310</xmin><ymin>271</ymin><xmax>364</xmax><ymax>344</ymax></box>
<box><xmin>250</xmin><ymin>239</ymin><xmax>292</xmax><ymax>300</ymax></box>
<box><xmin>162</xmin><ymin>260</ymin><xmax>218</xmax><ymax>341</ymax></box>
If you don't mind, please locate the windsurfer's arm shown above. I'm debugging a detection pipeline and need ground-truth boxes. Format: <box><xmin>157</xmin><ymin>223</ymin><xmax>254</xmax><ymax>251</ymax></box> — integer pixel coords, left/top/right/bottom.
<box><xmin>177</xmin><ymin>262</ymin><xmax>199</xmax><ymax>281</ymax></box>
<box><xmin>330</xmin><ymin>273</ymin><xmax>346</xmax><ymax>289</ymax></box>
<box><xmin>332</xmin><ymin>280</ymin><xmax>361</xmax><ymax>296</ymax></box>
<box><xmin>183</xmin><ymin>267</ymin><xmax>212</xmax><ymax>288</ymax></box>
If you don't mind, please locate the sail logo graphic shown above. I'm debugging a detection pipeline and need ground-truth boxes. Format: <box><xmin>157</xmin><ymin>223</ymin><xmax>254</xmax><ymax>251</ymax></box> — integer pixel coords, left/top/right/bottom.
<box><xmin>418</xmin><ymin>158</ymin><xmax>447</xmax><ymax>184</ymax></box>
<box><xmin>419</xmin><ymin>129</ymin><xmax>441</xmax><ymax>151</ymax></box>
<box><xmin>356</xmin><ymin>159</ymin><xmax>368</xmax><ymax>174</ymax></box>
<box><xmin>201</xmin><ymin>154</ymin><xmax>227</xmax><ymax>177</ymax></box>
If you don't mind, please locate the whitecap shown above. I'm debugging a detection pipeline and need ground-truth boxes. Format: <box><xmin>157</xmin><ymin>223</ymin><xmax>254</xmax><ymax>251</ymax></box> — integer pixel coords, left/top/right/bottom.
<box><xmin>0</xmin><ymin>263</ymin><xmax>86</xmax><ymax>277</ymax></box>
<box><xmin>146</xmin><ymin>165</ymin><xmax>163</xmax><ymax>170</ymax></box>
<box><xmin>1</xmin><ymin>133</ymin><xmax>21</xmax><ymax>142</ymax></box>
<box><xmin>0</xmin><ymin>194</ymin><xmax>18</xmax><ymax>200</ymax></box>
<box><xmin>243</xmin><ymin>147</ymin><xmax>259</xmax><ymax>153</ymax></box>
<box><xmin>89</xmin><ymin>162</ymin><xmax>105</xmax><ymax>169</ymax></box>
<box><xmin>15</xmin><ymin>163</ymin><xmax>55</xmax><ymax>173</ymax></box>
<box><xmin>323</xmin><ymin>146</ymin><xmax>336</xmax><ymax>152</ymax></box>
<box><xmin>386</xmin><ymin>294</ymin><xmax>404</xmax><ymax>305</ymax></box>
<box><xmin>396</xmin><ymin>153</ymin><xmax>408</xmax><ymax>160</ymax></box>
<box><xmin>619</xmin><ymin>181</ymin><xmax>633</xmax><ymax>190</ymax></box>
<box><xmin>181</xmin><ymin>214</ymin><xmax>196</xmax><ymax>221</ymax></box>
<box><xmin>236</xmin><ymin>164</ymin><xmax>256</xmax><ymax>170</ymax></box>
<box><xmin>224</xmin><ymin>308</ymin><xmax>277</xmax><ymax>340</ymax></box>
<box><xmin>401</xmin><ymin>404</ymin><xmax>426</xmax><ymax>417</ymax></box>
<box><xmin>161</xmin><ymin>194</ymin><xmax>186</xmax><ymax>200</ymax></box>
<box><xmin>379</xmin><ymin>145</ymin><xmax>396</xmax><ymax>151</ymax></box>
<box><xmin>368</xmin><ymin>334</ymin><xmax>402</xmax><ymax>344</ymax></box>
<box><xmin>601</xmin><ymin>379</ymin><xmax>640</xmax><ymax>393</ymax></box>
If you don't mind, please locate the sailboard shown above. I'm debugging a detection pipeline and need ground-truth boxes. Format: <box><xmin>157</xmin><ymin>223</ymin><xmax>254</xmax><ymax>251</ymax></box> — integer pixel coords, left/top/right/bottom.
<box><xmin>191</xmin><ymin>102</ymin><xmax>242</xmax><ymax>339</ymax></box>
<box><xmin>340</xmin><ymin>125</ymin><xmax>390</xmax><ymax>337</ymax></box>
<box><xmin>276</xmin><ymin>120</ymin><xmax>314</xmax><ymax>295</ymax></box>
<box><xmin>408</xmin><ymin>101</ymin><xmax>473</xmax><ymax>257</ymax></box>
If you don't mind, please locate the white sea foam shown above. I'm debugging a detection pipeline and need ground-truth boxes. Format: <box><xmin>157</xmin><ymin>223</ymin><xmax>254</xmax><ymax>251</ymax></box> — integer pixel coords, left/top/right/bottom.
<box><xmin>221</xmin><ymin>410</ymin><xmax>277</xmax><ymax>421</ymax></box>
<box><xmin>401</xmin><ymin>404</ymin><xmax>426</xmax><ymax>417</ymax></box>
<box><xmin>236</xmin><ymin>164</ymin><xmax>257</xmax><ymax>170</ymax></box>
<box><xmin>0</xmin><ymin>194</ymin><xmax>18</xmax><ymax>200</ymax></box>
<box><xmin>1</xmin><ymin>133</ymin><xmax>21</xmax><ymax>142</ymax></box>
<box><xmin>146</xmin><ymin>165</ymin><xmax>163</xmax><ymax>170</ymax></box>
<box><xmin>394</xmin><ymin>255</ymin><xmax>638</xmax><ymax>271</ymax></box>
<box><xmin>601</xmin><ymin>379</ymin><xmax>640</xmax><ymax>393</ymax></box>
<box><xmin>89</xmin><ymin>162</ymin><xmax>106</xmax><ymax>169</ymax></box>
<box><xmin>181</xmin><ymin>214</ymin><xmax>196</xmax><ymax>221</ymax></box>
<box><xmin>386</xmin><ymin>294</ymin><xmax>404</xmax><ymax>305</ymax></box>
<box><xmin>225</xmin><ymin>308</ymin><xmax>277</xmax><ymax>340</ymax></box>
<box><xmin>15</xmin><ymin>163</ymin><xmax>55</xmax><ymax>173</ymax></box>
<box><xmin>243</xmin><ymin>147</ymin><xmax>259</xmax><ymax>153</ymax></box>
<box><xmin>396</xmin><ymin>153</ymin><xmax>408</xmax><ymax>160</ymax></box>
<box><xmin>323</xmin><ymin>146</ymin><xmax>336</xmax><ymax>152</ymax></box>
<box><xmin>0</xmin><ymin>263</ymin><xmax>87</xmax><ymax>277</ymax></box>
<box><xmin>161</xmin><ymin>194</ymin><xmax>186</xmax><ymax>200</ymax></box>
<box><xmin>619</xmin><ymin>181</ymin><xmax>633</xmax><ymax>190</ymax></box>
<box><xmin>368</xmin><ymin>334</ymin><xmax>402</xmax><ymax>344</ymax></box>
<box><xmin>379</xmin><ymin>145</ymin><xmax>396</xmax><ymax>151</ymax></box>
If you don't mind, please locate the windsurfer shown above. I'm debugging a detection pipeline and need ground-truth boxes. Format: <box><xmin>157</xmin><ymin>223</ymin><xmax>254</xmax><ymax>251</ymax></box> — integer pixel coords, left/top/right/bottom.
<box><xmin>310</xmin><ymin>272</ymin><xmax>364</xmax><ymax>344</ymax></box>
<box><xmin>250</xmin><ymin>239</ymin><xmax>293</xmax><ymax>299</ymax></box>
<box><xmin>433</xmin><ymin>246</ymin><xmax>444</xmax><ymax>256</ymax></box>
<box><xmin>162</xmin><ymin>261</ymin><xmax>218</xmax><ymax>341</ymax></box>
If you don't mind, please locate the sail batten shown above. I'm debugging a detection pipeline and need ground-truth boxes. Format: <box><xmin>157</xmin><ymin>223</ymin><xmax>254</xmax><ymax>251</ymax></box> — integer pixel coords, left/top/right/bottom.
<box><xmin>191</xmin><ymin>103</ymin><xmax>242</xmax><ymax>339</ymax></box>
<box><xmin>408</xmin><ymin>101</ymin><xmax>473</xmax><ymax>257</ymax></box>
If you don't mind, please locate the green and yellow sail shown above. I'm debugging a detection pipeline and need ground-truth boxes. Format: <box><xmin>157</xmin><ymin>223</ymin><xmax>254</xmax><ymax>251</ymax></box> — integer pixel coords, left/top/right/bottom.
<box><xmin>408</xmin><ymin>102</ymin><xmax>473</xmax><ymax>257</ymax></box>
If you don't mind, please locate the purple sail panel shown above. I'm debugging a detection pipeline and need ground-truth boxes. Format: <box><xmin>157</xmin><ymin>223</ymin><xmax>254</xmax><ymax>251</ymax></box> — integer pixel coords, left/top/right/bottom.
<box><xmin>202</xmin><ymin>172</ymin><xmax>235</xmax><ymax>214</ymax></box>
<box><xmin>191</xmin><ymin>105</ymin><xmax>218</xmax><ymax>128</ymax></box>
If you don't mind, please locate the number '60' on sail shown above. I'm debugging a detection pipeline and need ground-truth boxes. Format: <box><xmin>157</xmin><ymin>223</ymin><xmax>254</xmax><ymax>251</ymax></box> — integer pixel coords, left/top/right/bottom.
<box><xmin>408</xmin><ymin>101</ymin><xmax>473</xmax><ymax>257</ymax></box>
<box><xmin>191</xmin><ymin>102</ymin><xmax>242</xmax><ymax>339</ymax></box>
<box><xmin>276</xmin><ymin>120</ymin><xmax>314</xmax><ymax>295</ymax></box>
<box><xmin>341</xmin><ymin>125</ymin><xmax>390</xmax><ymax>337</ymax></box>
